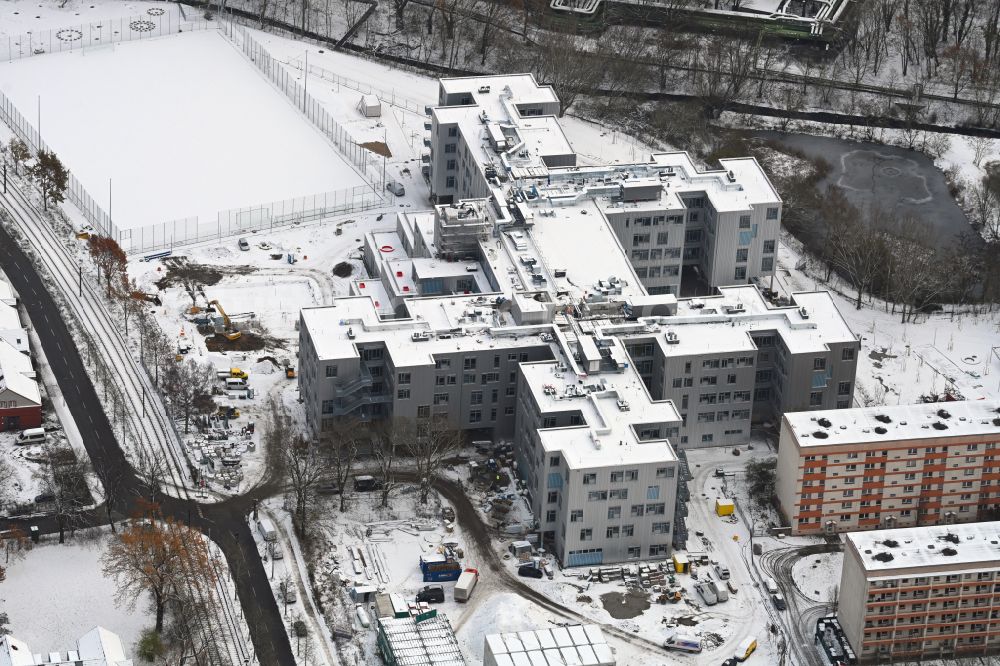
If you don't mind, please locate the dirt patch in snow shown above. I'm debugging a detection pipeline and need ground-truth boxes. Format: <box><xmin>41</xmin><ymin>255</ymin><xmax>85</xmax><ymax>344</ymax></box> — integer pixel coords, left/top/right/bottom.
<box><xmin>332</xmin><ymin>261</ymin><xmax>354</xmax><ymax>278</ymax></box>
<box><xmin>155</xmin><ymin>258</ymin><xmax>229</xmax><ymax>289</ymax></box>
<box><xmin>204</xmin><ymin>332</ymin><xmax>268</xmax><ymax>352</ymax></box>
<box><xmin>600</xmin><ymin>590</ymin><xmax>650</xmax><ymax>619</ymax></box>
<box><xmin>360</xmin><ymin>140</ymin><xmax>392</xmax><ymax>158</ymax></box>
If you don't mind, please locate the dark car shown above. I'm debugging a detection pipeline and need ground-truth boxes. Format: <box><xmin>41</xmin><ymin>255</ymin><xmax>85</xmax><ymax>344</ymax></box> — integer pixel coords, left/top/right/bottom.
<box><xmin>416</xmin><ymin>585</ymin><xmax>445</xmax><ymax>603</ymax></box>
<box><xmin>34</xmin><ymin>493</ymin><xmax>55</xmax><ymax>504</ymax></box>
<box><xmin>772</xmin><ymin>593</ymin><xmax>787</xmax><ymax>611</ymax></box>
<box><xmin>518</xmin><ymin>564</ymin><xmax>544</xmax><ymax>579</ymax></box>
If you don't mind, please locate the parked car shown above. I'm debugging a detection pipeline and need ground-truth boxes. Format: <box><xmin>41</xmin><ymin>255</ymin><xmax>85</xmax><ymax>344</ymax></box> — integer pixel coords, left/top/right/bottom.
<box><xmin>268</xmin><ymin>541</ymin><xmax>283</xmax><ymax>560</ymax></box>
<box><xmin>34</xmin><ymin>492</ymin><xmax>55</xmax><ymax>504</ymax></box>
<box><xmin>772</xmin><ymin>593</ymin><xmax>787</xmax><ymax>611</ymax></box>
<box><xmin>764</xmin><ymin>577</ymin><xmax>779</xmax><ymax>594</ymax></box>
<box><xmin>714</xmin><ymin>467</ymin><xmax>725</xmax><ymax>477</ymax></box>
<box><xmin>518</xmin><ymin>563</ymin><xmax>544</xmax><ymax>579</ymax></box>
<box><xmin>714</xmin><ymin>563</ymin><xmax>731</xmax><ymax>580</ymax></box>
<box><xmin>416</xmin><ymin>585</ymin><xmax>445</xmax><ymax>604</ymax></box>
<box><xmin>279</xmin><ymin>581</ymin><xmax>297</xmax><ymax>603</ymax></box>
<box><xmin>385</xmin><ymin>180</ymin><xmax>405</xmax><ymax>196</ymax></box>
<box><xmin>238</xmin><ymin>238</ymin><xmax>250</xmax><ymax>251</ymax></box>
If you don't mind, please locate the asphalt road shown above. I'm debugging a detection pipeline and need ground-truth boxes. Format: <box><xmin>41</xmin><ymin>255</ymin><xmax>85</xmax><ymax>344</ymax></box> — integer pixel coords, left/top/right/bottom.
<box><xmin>0</xmin><ymin>223</ymin><xmax>295</xmax><ymax>666</ymax></box>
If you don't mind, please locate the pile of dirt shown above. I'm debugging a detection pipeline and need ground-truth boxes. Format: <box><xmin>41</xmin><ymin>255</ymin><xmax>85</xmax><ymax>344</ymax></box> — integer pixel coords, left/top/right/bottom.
<box><xmin>359</xmin><ymin>140</ymin><xmax>392</xmax><ymax>158</ymax></box>
<box><xmin>205</xmin><ymin>332</ymin><xmax>267</xmax><ymax>352</ymax></box>
<box><xmin>332</xmin><ymin>261</ymin><xmax>354</xmax><ymax>278</ymax></box>
<box><xmin>600</xmin><ymin>590</ymin><xmax>651</xmax><ymax>619</ymax></box>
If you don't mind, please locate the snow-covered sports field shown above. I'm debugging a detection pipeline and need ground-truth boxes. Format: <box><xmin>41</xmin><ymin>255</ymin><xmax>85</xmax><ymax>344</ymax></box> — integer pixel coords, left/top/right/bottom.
<box><xmin>0</xmin><ymin>28</ymin><xmax>367</xmax><ymax>227</ymax></box>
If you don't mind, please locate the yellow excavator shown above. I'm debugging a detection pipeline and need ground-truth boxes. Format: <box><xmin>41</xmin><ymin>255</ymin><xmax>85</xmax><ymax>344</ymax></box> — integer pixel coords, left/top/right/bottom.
<box><xmin>208</xmin><ymin>299</ymin><xmax>242</xmax><ymax>341</ymax></box>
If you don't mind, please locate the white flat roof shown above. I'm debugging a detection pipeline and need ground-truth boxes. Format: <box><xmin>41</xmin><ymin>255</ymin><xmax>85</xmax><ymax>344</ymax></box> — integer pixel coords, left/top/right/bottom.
<box><xmin>300</xmin><ymin>296</ymin><xmax>555</xmax><ymax>366</ymax></box>
<box><xmin>846</xmin><ymin>521</ymin><xmax>1000</xmax><ymax>574</ymax></box>
<box><xmin>646</xmin><ymin>286</ymin><xmax>856</xmax><ymax>356</ymax></box>
<box><xmin>485</xmin><ymin>625</ymin><xmax>613</xmax><ymax>666</ymax></box>
<box><xmin>785</xmin><ymin>399</ymin><xmax>1000</xmax><ymax>449</ymax></box>
<box><xmin>521</xmin><ymin>360</ymin><xmax>680</xmax><ymax>469</ymax></box>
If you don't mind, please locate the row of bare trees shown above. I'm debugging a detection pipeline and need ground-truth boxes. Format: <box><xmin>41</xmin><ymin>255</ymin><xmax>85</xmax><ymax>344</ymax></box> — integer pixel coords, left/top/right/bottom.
<box><xmin>267</xmin><ymin>397</ymin><xmax>462</xmax><ymax>538</ymax></box>
<box><xmin>814</xmin><ymin>185</ymin><xmax>1000</xmax><ymax>321</ymax></box>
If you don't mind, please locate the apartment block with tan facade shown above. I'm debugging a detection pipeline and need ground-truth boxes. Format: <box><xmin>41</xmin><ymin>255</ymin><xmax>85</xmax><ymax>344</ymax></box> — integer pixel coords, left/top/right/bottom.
<box><xmin>776</xmin><ymin>401</ymin><xmax>1000</xmax><ymax>535</ymax></box>
<box><xmin>839</xmin><ymin>521</ymin><xmax>1000</xmax><ymax>662</ymax></box>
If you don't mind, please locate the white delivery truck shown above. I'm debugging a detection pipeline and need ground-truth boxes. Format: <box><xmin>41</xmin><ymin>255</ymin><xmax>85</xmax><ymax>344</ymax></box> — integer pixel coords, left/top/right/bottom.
<box><xmin>257</xmin><ymin>518</ymin><xmax>277</xmax><ymax>542</ymax></box>
<box><xmin>663</xmin><ymin>631</ymin><xmax>702</xmax><ymax>653</ymax></box>
<box><xmin>708</xmin><ymin>578</ymin><xmax>729</xmax><ymax>603</ymax></box>
<box><xmin>454</xmin><ymin>568</ymin><xmax>479</xmax><ymax>602</ymax></box>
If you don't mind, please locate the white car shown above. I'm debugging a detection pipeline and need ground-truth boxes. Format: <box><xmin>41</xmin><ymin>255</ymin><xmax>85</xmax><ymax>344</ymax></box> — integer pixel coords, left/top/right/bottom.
<box><xmin>238</xmin><ymin>238</ymin><xmax>250</xmax><ymax>251</ymax></box>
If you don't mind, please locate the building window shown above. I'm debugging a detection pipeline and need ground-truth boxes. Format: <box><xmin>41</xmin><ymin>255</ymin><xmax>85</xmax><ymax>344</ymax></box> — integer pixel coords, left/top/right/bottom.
<box><xmin>606</xmin><ymin>526</ymin><xmax>620</xmax><ymax>539</ymax></box>
<box><xmin>763</xmin><ymin>240</ymin><xmax>775</xmax><ymax>253</ymax></box>
<box><xmin>580</xmin><ymin>528</ymin><xmax>593</xmax><ymax>541</ymax></box>
<box><xmin>321</xmin><ymin>400</ymin><xmax>334</xmax><ymax>414</ymax></box>
<box><xmin>397</xmin><ymin>388</ymin><xmax>410</xmax><ymax>399</ymax></box>
<box><xmin>809</xmin><ymin>391</ymin><xmax>823</xmax><ymax>406</ymax></box>
<box><xmin>471</xmin><ymin>391</ymin><xmax>483</xmax><ymax>405</ymax></box>
<box><xmin>701</xmin><ymin>434</ymin><xmax>714</xmax><ymax>443</ymax></box>
<box><xmin>766</xmin><ymin>207</ymin><xmax>779</xmax><ymax>220</ymax></box>
<box><xmin>608</xmin><ymin>506</ymin><xmax>621</xmax><ymax>520</ymax></box>
<box><xmin>542</xmin><ymin>417</ymin><xmax>556</xmax><ymax>428</ymax></box>
<box><xmin>632</xmin><ymin>233</ymin><xmax>651</xmax><ymax>245</ymax></box>
<box><xmin>631</xmin><ymin>505</ymin><xmax>644</xmax><ymax>517</ymax></box>
<box><xmin>657</xmin><ymin>231</ymin><xmax>669</xmax><ymax>245</ymax></box>
<box><xmin>609</xmin><ymin>488</ymin><xmax>628</xmax><ymax>500</ymax></box>
<box><xmin>652</xmin><ymin>522</ymin><xmax>671</xmax><ymax>534</ymax></box>
<box><xmin>588</xmin><ymin>491</ymin><xmax>608</xmax><ymax>501</ymax></box>
<box><xmin>469</xmin><ymin>409</ymin><xmax>482</xmax><ymax>423</ymax></box>
<box><xmin>570</xmin><ymin>510</ymin><xmax>583</xmax><ymax>522</ymax></box>
<box><xmin>397</xmin><ymin>372</ymin><xmax>411</xmax><ymax>384</ymax></box>
<box><xmin>583</xmin><ymin>473</ymin><xmax>597</xmax><ymax>485</ymax></box>
<box><xmin>325</xmin><ymin>365</ymin><xmax>338</xmax><ymax>377</ymax></box>
<box><xmin>433</xmin><ymin>393</ymin><xmax>449</xmax><ymax>405</ymax></box>
<box><xmin>814</xmin><ymin>357</ymin><xmax>827</xmax><ymax>371</ymax></box>
<box><xmin>838</xmin><ymin>381</ymin><xmax>851</xmax><ymax>396</ymax></box>
<box><xmin>647</xmin><ymin>486</ymin><xmax>660</xmax><ymax>500</ymax></box>
<box><xmin>649</xmin><ymin>544</ymin><xmax>668</xmax><ymax>557</ymax></box>
<box><xmin>734</xmin><ymin>267</ymin><xmax>747</xmax><ymax>280</ymax></box>
<box><xmin>545</xmin><ymin>510</ymin><xmax>556</xmax><ymax>523</ymax></box>
<box><xmin>447</xmin><ymin>127</ymin><xmax>458</xmax><ymax>137</ymax></box>
<box><xmin>761</xmin><ymin>257</ymin><xmax>774</xmax><ymax>272</ymax></box>
<box><xmin>627</xmin><ymin>546</ymin><xmax>641</xmax><ymax>558</ymax></box>
<box><xmin>445</xmin><ymin>176</ymin><xmax>456</xmax><ymax>188</ymax></box>
<box><xmin>736</xmin><ymin>248</ymin><xmax>748</xmax><ymax>263</ymax></box>
<box><xmin>444</xmin><ymin>143</ymin><xmax>457</xmax><ymax>153</ymax></box>
<box><xmin>656</xmin><ymin>467</ymin><xmax>674</xmax><ymax>478</ymax></box>
<box><xmin>739</xmin><ymin>215</ymin><xmax>751</xmax><ymax>229</ymax></box>
<box><xmin>842</xmin><ymin>347</ymin><xmax>856</xmax><ymax>361</ymax></box>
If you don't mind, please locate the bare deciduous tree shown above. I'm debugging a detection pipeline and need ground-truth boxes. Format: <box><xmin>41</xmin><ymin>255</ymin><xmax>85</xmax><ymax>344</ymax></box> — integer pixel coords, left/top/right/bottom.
<box><xmin>409</xmin><ymin>417</ymin><xmax>462</xmax><ymax>505</ymax></box>
<box><xmin>164</xmin><ymin>358</ymin><xmax>215</xmax><ymax>433</ymax></box>
<box><xmin>324</xmin><ymin>417</ymin><xmax>362</xmax><ymax>513</ymax></box>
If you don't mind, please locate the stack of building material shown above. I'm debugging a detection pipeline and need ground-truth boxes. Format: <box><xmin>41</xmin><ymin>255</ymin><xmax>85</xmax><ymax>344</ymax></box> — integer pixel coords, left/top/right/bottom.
<box><xmin>376</xmin><ymin>612</ymin><xmax>465</xmax><ymax>666</ymax></box>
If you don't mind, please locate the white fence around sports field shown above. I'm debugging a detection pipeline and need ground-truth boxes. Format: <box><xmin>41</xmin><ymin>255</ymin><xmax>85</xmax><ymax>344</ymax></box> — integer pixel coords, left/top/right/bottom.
<box><xmin>220</xmin><ymin>21</ymin><xmax>388</xmax><ymax>191</ymax></box>
<box><xmin>0</xmin><ymin>7</ymin><xmax>211</xmax><ymax>62</ymax></box>
<box><xmin>285</xmin><ymin>57</ymin><xmax>430</xmax><ymax>116</ymax></box>
<box><xmin>119</xmin><ymin>185</ymin><xmax>383</xmax><ymax>253</ymax></box>
<box><xmin>0</xmin><ymin>88</ymin><xmax>119</xmax><ymax>240</ymax></box>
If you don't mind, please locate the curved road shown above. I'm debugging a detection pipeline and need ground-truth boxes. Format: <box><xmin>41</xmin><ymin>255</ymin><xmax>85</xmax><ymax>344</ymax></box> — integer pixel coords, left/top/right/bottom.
<box><xmin>0</xmin><ymin>223</ymin><xmax>296</xmax><ymax>666</ymax></box>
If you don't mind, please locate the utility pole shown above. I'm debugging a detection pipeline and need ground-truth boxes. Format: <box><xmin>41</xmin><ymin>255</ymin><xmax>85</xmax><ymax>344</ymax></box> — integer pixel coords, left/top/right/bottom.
<box><xmin>78</xmin><ymin>260</ymin><xmax>82</xmax><ymax>297</ymax></box>
<box><xmin>303</xmin><ymin>50</ymin><xmax>308</xmax><ymax>113</ymax></box>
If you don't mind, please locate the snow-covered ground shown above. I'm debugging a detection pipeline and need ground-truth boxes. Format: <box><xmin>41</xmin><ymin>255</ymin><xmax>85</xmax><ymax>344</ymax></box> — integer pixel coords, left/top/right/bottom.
<box><xmin>0</xmin><ymin>0</ymin><xmax>171</xmax><ymax>43</ymax></box>
<box><xmin>0</xmin><ymin>28</ymin><xmax>367</xmax><ymax>228</ymax></box>
<box><xmin>0</xmin><ymin>531</ymin><xmax>152</xmax><ymax>659</ymax></box>
<box><xmin>777</xmin><ymin>232</ymin><xmax>1000</xmax><ymax>406</ymax></box>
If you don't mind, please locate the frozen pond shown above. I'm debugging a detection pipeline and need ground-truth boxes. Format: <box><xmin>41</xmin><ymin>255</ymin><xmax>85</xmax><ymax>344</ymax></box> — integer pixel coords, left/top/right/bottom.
<box><xmin>755</xmin><ymin>131</ymin><xmax>976</xmax><ymax>248</ymax></box>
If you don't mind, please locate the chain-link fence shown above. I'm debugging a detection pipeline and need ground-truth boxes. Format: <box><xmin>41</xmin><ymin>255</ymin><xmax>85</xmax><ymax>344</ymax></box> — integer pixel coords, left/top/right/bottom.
<box><xmin>285</xmin><ymin>56</ymin><xmax>431</xmax><ymax>116</ymax></box>
<box><xmin>0</xmin><ymin>88</ymin><xmax>119</xmax><ymax>240</ymax></box>
<box><xmin>1</xmin><ymin>8</ymin><xmax>210</xmax><ymax>62</ymax></box>
<box><xmin>221</xmin><ymin>21</ymin><xmax>387</xmax><ymax>190</ymax></box>
<box><xmin>120</xmin><ymin>185</ymin><xmax>382</xmax><ymax>253</ymax></box>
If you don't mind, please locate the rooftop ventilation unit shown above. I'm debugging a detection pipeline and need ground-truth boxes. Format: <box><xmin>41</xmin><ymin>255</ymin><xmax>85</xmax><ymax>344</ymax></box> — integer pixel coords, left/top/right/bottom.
<box><xmin>411</xmin><ymin>332</ymin><xmax>432</xmax><ymax>342</ymax></box>
<box><xmin>347</xmin><ymin>327</ymin><xmax>356</xmax><ymax>339</ymax></box>
<box><xmin>727</xmin><ymin>170</ymin><xmax>736</xmax><ymax>183</ymax></box>
<box><xmin>725</xmin><ymin>302</ymin><xmax>745</xmax><ymax>314</ymax></box>
<box><xmin>617</xmin><ymin>400</ymin><xmax>630</xmax><ymax>412</ymax></box>
<box><xmin>817</xmin><ymin>417</ymin><xmax>832</xmax><ymax>428</ymax></box>
<box><xmin>874</xmin><ymin>427</ymin><xmax>888</xmax><ymax>435</ymax></box>
<box><xmin>799</xmin><ymin>307</ymin><xmax>810</xmax><ymax>319</ymax></box>
<box><xmin>937</xmin><ymin>409</ymin><xmax>951</xmax><ymax>419</ymax></box>
<box><xmin>812</xmin><ymin>431</ymin><xmax>829</xmax><ymax>439</ymax></box>
<box><xmin>931</xmin><ymin>422</ymin><xmax>949</xmax><ymax>430</ymax></box>
<box><xmin>478</xmin><ymin>85</ymin><xmax>491</xmax><ymax>93</ymax></box>
<box><xmin>874</xmin><ymin>414</ymin><xmax>892</xmax><ymax>424</ymax></box>
<box><xmin>666</xmin><ymin>331</ymin><xmax>680</xmax><ymax>345</ymax></box>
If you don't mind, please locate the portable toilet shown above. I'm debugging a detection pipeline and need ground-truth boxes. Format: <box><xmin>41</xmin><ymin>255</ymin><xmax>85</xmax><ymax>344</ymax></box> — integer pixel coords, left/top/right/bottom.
<box><xmin>715</xmin><ymin>499</ymin><xmax>736</xmax><ymax>516</ymax></box>
<box><xmin>672</xmin><ymin>552</ymin><xmax>689</xmax><ymax>574</ymax></box>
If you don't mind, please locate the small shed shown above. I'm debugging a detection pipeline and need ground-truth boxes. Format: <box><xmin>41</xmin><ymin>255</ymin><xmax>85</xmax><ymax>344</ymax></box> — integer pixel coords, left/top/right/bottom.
<box><xmin>715</xmin><ymin>498</ymin><xmax>735</xmax><ymax>516</ymax></box>
<box><xmin>358</xmin><ymin>94</ymin><xmax>381</xmax><ymax>118</ymax></box>
<box><xmin>509</xmin><ymin>540</ymin><xmax>533</xmax><ymax>561</ymax></box>
<box><xmin>350</xmin><ymin>585</ymin><xmax>379</xmax><ymax>603</ymax></box>
<box><xmin>672</xmin><ymin>552</ymin><xmax>689</xmax><ymax>574</ymax></box>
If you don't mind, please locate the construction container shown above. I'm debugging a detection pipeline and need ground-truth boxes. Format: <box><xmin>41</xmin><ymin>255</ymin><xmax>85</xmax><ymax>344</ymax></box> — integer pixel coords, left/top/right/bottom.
<box><xmin>672</xmin><ymin>552</ymin><xmax>689</xmax><ymax>574</ymax></box>
<box><xmin>715</xmin><ymin>499</ymin><xmax>735</xmax><ymax>516</ymax></box>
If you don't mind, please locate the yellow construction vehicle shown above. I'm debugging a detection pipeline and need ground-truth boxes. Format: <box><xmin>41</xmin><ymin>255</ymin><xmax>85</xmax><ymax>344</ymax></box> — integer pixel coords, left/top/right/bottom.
<box><xmin>208</xmin><ymin>299</ymin><xmax>242</xmax><ymax>341</ymax></box>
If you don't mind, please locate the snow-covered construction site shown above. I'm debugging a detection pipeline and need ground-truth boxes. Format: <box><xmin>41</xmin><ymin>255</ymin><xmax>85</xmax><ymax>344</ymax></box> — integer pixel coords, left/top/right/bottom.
<box><xmin>1</xmin><ymin>1</ymin><xmax>1000</xmax><ymax>666</ymax></box>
